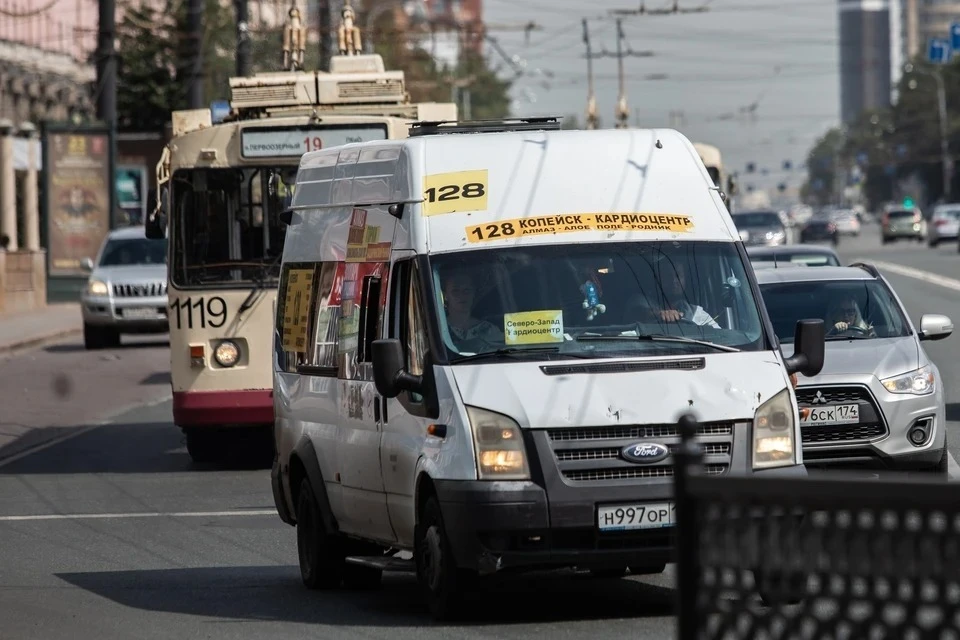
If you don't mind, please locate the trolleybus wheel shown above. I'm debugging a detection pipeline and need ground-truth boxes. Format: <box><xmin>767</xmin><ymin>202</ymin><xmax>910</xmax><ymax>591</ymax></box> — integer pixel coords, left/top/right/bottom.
<box><xmin>296</xmin><ymin>478</ymin><xmax>345</xmax><ymax>590</ymax></box>
<box><xmin>185</xmin><ymin>429</ymin><xmax>217</xmax><ymax>464</ymax></box>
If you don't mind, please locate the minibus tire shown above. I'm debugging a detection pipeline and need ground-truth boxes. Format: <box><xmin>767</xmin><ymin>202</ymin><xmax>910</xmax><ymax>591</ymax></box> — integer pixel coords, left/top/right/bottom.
<box><xmin>297</xmin><ymin>478</ymin><xmax>345</xmax><ymax>590</ymax></box>
<box><xmin>416</xmin><ymin>496</ymin><xmax>468</xmax><ymax>620</ymax></box>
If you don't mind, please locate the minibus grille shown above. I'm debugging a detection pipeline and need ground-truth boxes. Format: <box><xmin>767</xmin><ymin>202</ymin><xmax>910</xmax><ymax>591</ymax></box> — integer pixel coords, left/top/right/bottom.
<box><xmin>546</xmin><ymin>422</ymin><xmax>735</xmax><ymax>483</ymax></box>
<box><xmin>113</xmin><ymin>282</ymin><xmax>167</xmax><ymax>297</ymax></box>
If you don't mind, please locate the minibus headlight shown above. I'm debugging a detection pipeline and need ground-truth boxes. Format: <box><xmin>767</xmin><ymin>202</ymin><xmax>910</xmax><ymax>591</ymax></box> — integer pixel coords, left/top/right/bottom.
<box><xmin>214</xmin><ymin>340</ymin><xmax>240</xmax><ymax>367</ymax></box>
<box><xmin>466</xmin><ymin>406</ymin><xmax>530</xmax><ymax>480</ymax></box>
<box><xmin>752</xmin><ymin>388</ymin><xmax>797</xmax><ymax>470</ymax></box>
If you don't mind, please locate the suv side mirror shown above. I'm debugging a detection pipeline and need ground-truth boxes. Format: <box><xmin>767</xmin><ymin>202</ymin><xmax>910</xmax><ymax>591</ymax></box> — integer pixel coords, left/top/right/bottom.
<box><xmin>372</xmin><ymin>339</ymin><xmax>423</xmax><ymax>398</ymax></box>
<box><xmin>918</xmin><ymin>314</ymin><xmax>953</xmax><ymax>341</ymax></box>
<box><xmin>80</xmin><ymin>257</ymin><xmax>94</xmax><ymax>271</ymax></box>
<box><xmin>783</xmin><ymin>319</ymin><xmax>825</xmax><ymax>377</ymax></box>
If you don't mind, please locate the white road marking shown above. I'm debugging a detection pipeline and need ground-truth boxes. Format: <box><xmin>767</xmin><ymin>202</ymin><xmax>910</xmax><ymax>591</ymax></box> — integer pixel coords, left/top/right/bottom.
<box><xmin>0</xmin><ymin>509</ymin><xmax>276</xmax><ymax>522</ymax></box>
<box><xmin>860</xmin><ymin>259</ymin><xmax>960</xmax><ymax>293</ymax></box>
<box><xmin>0</xmin><ymin>393</ymin><xmax>172</xmax><ymax>469</ymax></box>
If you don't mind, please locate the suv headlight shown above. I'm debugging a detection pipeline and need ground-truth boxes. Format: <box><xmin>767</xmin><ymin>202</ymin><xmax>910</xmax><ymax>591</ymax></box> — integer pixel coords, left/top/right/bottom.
<box><xmin>466</xmin><ymin>406</ymin><xmax>530</xmax><ymax>480</ymax></box>
<box><xmin>752</xmin><ymin>388</ymin><xmax>797</xmax><ymax>470</ymax></box>
<box><xmin>86</xmin><ymin>279</ymin><xmax>108</xmax><ymax>296</ymax></box>
<box><xmin>881</xmin><ymin>365</ymin><xmax>935</xmax><ymax>395</ymax></box>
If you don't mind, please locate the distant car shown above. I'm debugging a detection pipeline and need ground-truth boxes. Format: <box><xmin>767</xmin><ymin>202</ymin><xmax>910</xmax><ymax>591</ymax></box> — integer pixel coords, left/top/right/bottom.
<box><xmin>831</xmin><ymin>210</ymin><xmax>861</xmax><ymax>236</ymax></box>
<box><xmin>755</xmin><ymin>264</ymin><xmax>952</xmax><ymax>474</ymax></box>
<box><xmin>799</xmin><ymin>213</ymin><xmax>839</xmax><ymax>245</ymax></box>
<box><xmin>747</xmin><ymin>244</ymin><xmax>842</xmax><ymax>268</ymax></box>
<box><xmin>881</xmin><ymin>207</ymin><xmax>924</xmax><ymax>243</ymax></box>
<box><xmin>80</xmin><ymin>226</ymin><xmax>169</xmax><ymax>350</ymax></box>
<box><xmin>731</xmin><ymin>210</ymin><xmax>787</xmax><ymax>247</ymax></box>
<box><xmin>927</xmin><ymin>204</ymin><xmax>960</xmax><ymax>247</ymax></box>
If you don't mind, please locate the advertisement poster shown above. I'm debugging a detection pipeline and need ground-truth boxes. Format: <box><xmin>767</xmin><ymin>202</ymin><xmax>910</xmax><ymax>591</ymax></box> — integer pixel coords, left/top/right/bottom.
<box><xmin>116</xmin><ymin>166</ymin><xmax>146</xmax><ymax>226</ymax></box>
<box><xmin>46</xmin><ymin>132</ymin><xmax>110</xmax><ymax>276</ymax></box>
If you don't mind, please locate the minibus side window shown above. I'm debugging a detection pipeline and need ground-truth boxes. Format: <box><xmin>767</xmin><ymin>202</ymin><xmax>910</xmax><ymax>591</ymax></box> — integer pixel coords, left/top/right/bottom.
<box><xmin>406</xmin><ymin>271</ymin><xmax>428</xmax><ymax>402</ymax></box>
<box><xmin>275</xmin><ymin>261</ymin><xmax>341</xmax><ymax>376</ymax></box>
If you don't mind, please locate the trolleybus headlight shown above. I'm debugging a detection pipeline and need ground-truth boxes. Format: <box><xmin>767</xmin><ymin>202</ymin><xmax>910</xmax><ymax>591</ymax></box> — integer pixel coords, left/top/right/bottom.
<box><xmin>752</xmin><ymin>388</ymin><xmax>797</xmax><ymax>470</ymax></box>
<box><xmin>214</xmin><ymin>340</ymin><xmax>240</xmax><ymax>367</ymax></box>
<box><xmin>466</xmin><ymin>406</ymin><xmax>530</xmax><ymax>480</ymax></box>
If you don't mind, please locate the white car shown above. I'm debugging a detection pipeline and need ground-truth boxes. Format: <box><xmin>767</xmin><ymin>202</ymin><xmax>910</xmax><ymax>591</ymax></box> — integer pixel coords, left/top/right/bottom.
<box><xmin>927</xmin><ymin>204</ymin><xmax>960</xmax><ymax>247</ymax></box>
<box><xmin>831</xmin><ymin>211</ymin><xmax>861</xmax><ymax>236</ymax></box>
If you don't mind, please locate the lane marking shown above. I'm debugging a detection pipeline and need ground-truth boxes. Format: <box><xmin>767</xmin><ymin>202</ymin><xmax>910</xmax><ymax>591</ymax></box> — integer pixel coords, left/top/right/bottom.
<box><xmin>0</xmin><ymin>509</ymin><xmax>276</xmax><ymax>522</ymax></box>
<box><xmin>0</xmin><ymin>393</ymin><xmax>172</xmax><ymax>469</ymax></box>
<box><xmin>859</xmin><ymin>259</ymin><xmax>960</xmax><ymax>293</ymax></box>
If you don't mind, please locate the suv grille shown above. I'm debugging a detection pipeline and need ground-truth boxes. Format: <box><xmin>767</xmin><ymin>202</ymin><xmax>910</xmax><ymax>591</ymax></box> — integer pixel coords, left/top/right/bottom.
<box><xmin>795</xmin><ymin>385</ymin><xmax>888</xmax><ymax>445</ymax></box>
<box><xmin>113</xmin><ymin>282</ymin><xmax>167</xmax><ymax>297</ymax></box>
<box><xmin>545</xmin><ymin>422</ymin><xmax>734</xmax><ymax>483</ymax></box>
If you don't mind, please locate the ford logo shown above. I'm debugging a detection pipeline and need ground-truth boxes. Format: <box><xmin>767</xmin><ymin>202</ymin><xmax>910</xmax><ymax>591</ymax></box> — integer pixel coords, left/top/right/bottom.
<box><xmin>621</xmin><ymin>442</ymin><xmax>670</xmax><ymax>464</ymax></box>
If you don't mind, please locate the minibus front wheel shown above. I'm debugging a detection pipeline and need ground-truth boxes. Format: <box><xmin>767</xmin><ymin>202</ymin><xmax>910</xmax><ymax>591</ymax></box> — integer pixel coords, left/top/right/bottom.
<box><xmin>297</xmin><ymin>478</ymin><xmax>345</xmax><ymax>589</ymax></box>
<box><xmin>416</xmin><ymin>496</ymin><xmax>475</xmax><ymax>620</ymax></box>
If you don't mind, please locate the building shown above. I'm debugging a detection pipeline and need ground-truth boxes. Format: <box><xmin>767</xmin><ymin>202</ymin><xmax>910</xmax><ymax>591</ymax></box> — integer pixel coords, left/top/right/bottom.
<box><xmin>902</xmin><ymin>0</ymin><xmax>960</xmax><ymax>58</ymax></box>
<box><xmin>839</xmin><ymin>0</ymin><xmax>893</xmax><ymax>125</ymax></box>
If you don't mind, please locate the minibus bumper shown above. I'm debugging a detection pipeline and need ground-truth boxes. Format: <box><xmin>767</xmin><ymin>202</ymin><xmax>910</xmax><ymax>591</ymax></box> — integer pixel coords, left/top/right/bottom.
<box><xmin>434</xmin><ymin>463</ymin><xmax>806</xmax><ymax>575</ymax></box>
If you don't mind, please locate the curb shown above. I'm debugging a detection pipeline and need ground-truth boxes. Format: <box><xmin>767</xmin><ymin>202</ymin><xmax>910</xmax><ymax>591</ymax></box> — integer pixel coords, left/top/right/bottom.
<box><xmin>0</xmin><ymin>327</ymin><xmax>83</xmax><ymax>360</ymax></box>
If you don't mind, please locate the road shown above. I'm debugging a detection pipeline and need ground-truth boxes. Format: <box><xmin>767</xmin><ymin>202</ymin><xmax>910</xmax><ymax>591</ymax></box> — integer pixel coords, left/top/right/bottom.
<box><xmin>0</xmin><ymin>221</ymin><xmax>958</xmax><ymax>638</ymax></box>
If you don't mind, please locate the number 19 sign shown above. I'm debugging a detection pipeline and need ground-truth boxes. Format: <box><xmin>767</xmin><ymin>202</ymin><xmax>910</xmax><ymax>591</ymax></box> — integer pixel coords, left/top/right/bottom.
<box><xmin>240</xmin><ymin>126</ymin><xmax>388</xmax><ymax>158</ymax></box>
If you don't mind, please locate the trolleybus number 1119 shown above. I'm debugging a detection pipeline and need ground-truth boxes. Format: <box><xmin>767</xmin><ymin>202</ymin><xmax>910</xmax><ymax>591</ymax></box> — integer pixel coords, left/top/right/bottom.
<box><xmin>169</xmin><ymin>297</ymin><xmax>228</xmax><ymax>329</ymax></box>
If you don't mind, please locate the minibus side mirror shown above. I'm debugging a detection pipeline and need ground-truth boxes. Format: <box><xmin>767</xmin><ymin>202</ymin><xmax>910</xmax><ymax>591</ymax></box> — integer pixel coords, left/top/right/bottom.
<box><xmin>372</xmin><ymin>339</ymin><xmax>423</xmax><ymax>398</ymax></box>
<box><xmin>783</xmin><ymin>319</ymin><xmax>825</xmax><ymax>378</ymax></box>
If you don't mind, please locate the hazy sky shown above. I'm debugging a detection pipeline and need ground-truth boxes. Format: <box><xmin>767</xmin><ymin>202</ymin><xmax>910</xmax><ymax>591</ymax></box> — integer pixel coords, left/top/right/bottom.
<box><xmin>482</xmin><ymin>0</ymin><xmax>840</xmax><ymax>194</ymax></box>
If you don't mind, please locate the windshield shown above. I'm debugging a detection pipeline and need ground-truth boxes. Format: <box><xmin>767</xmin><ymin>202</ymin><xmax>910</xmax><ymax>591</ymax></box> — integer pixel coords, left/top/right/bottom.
<box><xmin>751</xmin><ymin>252</ymin><xmax>840</xmax><ymax>267</ymax></box>
<box><xmin>428</xmin><ymin>241</ymin><xmax>766</xmax><ymax>362</ymax></box>
<box><xmin>169</xmin><ymin>167</ymin><xmax>295</xmax><ymax>287</ymax></box>
<box><xmin>759</xmin><ymin>279</ymin><xmax>911</xmax><ymax>343</ymax></box>
<box><xmin>733</xmin><ymin>212</ymin><xmax>782</xmax><ymax>228</ymax></box>
<box><xmin>887</xmin><ymin>210</ymin><xmax>915</xmax><ymax>219</ymax></box>
<box><xmin>99</xmin><ymin>237</ymin><xmax>167</xmax><ymax>266</ymax></box>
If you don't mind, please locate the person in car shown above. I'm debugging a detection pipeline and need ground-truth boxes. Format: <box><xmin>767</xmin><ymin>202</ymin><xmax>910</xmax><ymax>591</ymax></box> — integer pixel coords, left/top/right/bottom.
<box><xmin>656</xmin><ymin>261</ymin><xmax>720</xmax><ymax>328</ymax></box>
<box><xmin>827</xmin><ymin>296</ymin><xmax>876</xmax><ymax>336</ymax></box>
<box><xmin>441</xmin><ymin>268</ymin><xmax>502</xmax><ymax>352</ymax></box>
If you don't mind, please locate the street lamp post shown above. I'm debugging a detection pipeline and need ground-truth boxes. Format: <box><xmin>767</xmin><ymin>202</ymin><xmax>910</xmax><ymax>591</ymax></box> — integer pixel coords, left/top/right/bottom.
<box><xmin>905</xmin><ymin>62</ymin><xmax>952</xmax><ymax>201</ymax></box>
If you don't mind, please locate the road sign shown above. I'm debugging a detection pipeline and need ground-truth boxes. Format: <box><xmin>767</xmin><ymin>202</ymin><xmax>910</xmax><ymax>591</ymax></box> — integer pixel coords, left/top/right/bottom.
<box><xmin>928</xmin><ymin>38</ymin><xmax>951</xmax><ymax>64</ymax></box>
<box><xmin>952</xmin><ymin>23</ymin><xmax>960</xmax><ymax>55</ymax></box>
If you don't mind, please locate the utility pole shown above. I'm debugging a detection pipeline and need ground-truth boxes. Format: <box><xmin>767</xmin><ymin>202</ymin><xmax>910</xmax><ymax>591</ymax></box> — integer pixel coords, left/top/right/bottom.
<box><xmin>582</xmin><ymin>18</ymin><xmax>598</xmax><ymax>130</ymax></box>
<box><xmin>235</xmin><ymin>0</ymin><xmax>250</xmax><ymax>76</ymax></box>
<box><xmin>182</xmin><ymin>0</ymin><xmax>205</xmax><ymax>108</ymax></box>
<box><xmin>319</xmin><ymin>0</ymin><xmax>333</xmax><ymax>71</ymax></box>
<box><xmin>95</xmin><ymin>0</ymin><xmax>117</xmax><ymax>229</ymax></box>
<box><xmin>614</xmin><ymin>18</ymin><xmax>627</xmax><ymax>129</ymax></box>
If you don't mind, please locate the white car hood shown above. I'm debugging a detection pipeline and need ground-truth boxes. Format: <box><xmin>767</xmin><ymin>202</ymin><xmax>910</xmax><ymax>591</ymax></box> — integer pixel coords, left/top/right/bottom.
<box><xmin>449</xmin><ymin>352</ymin><xmax>789</xmax><ymax>428</ymax></box>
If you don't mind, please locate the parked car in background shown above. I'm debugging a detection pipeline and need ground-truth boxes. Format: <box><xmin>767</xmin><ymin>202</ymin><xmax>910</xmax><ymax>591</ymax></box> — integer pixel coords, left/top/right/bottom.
<box><xmin>831</xmin><ymin>210</ymin><xmax>861</xmax><ymax>236</ymax></box>
<box><xmin>799</xmin><ymin>212</ymin><xmax>839</xmax><ymax>245</ymax></box>
<box><xmin>80</xmin><ymin>226</ymin><xmax>169</xmax><ymax>350</ymax></box>
<box><xmin>748</xmin><ymin>244</ymin><xmax>842</xmax><ymax>268</ymax></box>
<box><xmin>755</xmin><ymin>263</ymin><xmax>952</xmax><ymax>474</ymax></box>
<box><xmin>927</xmin><ymin>203</ymin><xmax>960</xmax><ymax>247</ymax></box>
<box><xmin>731</xmin><ymin>210</ymin><xmax>787</xmax><ymax>247</ymax></box>
<box><xmin>881</xmin><ymin>206</ymin><xmax>924</xmax><ymax>244</ymax></box>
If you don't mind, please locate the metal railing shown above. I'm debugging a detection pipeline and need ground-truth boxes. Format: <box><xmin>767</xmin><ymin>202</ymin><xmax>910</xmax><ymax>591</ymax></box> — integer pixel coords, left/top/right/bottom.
<box><xmin>672</xmin><ymin>413</ymin><xmax>960</xmax><ymax>640</ymax></box>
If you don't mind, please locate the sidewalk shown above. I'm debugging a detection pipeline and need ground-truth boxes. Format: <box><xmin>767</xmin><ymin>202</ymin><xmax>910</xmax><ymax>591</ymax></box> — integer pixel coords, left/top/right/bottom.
<box><xmin>0</xmin><ymin>303</ymin><xmax>82</xmax><ymax>356</ymax></box>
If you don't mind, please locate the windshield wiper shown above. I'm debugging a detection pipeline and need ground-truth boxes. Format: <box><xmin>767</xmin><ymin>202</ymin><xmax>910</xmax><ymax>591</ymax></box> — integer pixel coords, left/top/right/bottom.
<box><xmin>450</xmin><ymin>347</ymin><xmax>565</xmax><ymax>364</ymax></box>
<box><xmin>576</xmin><ymin>333</ymin><xmax>741</xmax><ymax>352</ymax></box>
<box><xmin>825</xmin><ymin>334</ymin><xmax>873</xmax><ymax>341</ymax></box>
<box><xmin>239</xmin><ymin>253</ymin><xmax>283</xmax><ymax>313</ymax></box>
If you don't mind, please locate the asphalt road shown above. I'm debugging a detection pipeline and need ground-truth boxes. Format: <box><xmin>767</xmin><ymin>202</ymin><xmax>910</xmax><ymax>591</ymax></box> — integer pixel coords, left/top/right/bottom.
<box><xmin>1</xmin><ymin>220</ymin><xmax>959</xmax><ymax>638</ymax></box>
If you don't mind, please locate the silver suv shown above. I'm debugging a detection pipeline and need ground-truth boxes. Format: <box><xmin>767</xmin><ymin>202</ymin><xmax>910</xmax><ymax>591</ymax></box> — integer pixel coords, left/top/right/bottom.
<box><xmin>80</xmin><ymin>226</ymin><xmax>168</xmax><ymax>350</ymax></box>
<box><xmin>755</xmin><ymin>263</ymin><xmax>953</xmax><ymax>473</ymax></box>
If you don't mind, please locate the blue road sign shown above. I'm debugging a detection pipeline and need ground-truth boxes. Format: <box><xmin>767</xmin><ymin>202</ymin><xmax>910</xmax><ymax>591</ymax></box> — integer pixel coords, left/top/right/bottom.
<box><xmin>928</xmin><ymin>38</ymin><xmax>951</xmax><ymax>64</ymax></box>
<box><xmin>952</xmin><ymin>23</ymin><xmax>960</xmax><ymax>55</ymax></box>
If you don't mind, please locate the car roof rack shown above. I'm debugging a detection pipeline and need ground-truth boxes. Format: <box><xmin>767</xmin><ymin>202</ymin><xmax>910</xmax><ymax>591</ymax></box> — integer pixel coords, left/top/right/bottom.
<box><xmin>848</xmin><ymin>261</ymin><xmax>881</xmax><ymax>278</ymax></box>
<box><xmin>407</xmin><ymin>116</ymin><xmax>563</xmax><ymax>137</ymax></box>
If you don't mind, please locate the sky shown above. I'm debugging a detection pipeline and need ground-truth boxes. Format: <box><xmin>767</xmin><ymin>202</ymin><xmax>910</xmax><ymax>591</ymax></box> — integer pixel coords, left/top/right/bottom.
<box><xmin>480</xmin><ymin>0</ymin><xmax>841</xmax><ymax>197</ymax></box>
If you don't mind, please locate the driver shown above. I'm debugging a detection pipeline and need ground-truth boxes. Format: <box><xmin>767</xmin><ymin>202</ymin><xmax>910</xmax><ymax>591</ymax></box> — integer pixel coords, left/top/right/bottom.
<box><xmin>827</xmin><ymin>296</ymin><xmax>875</xmax><ymax>336</ymax></box>
<box><xmin>655</xmin><ymin>261</ymin><xmax>720</xmax><ymax>328</ymax></box>
<box><xmin>441</xmin><ymin>268</ymin><xmax>502</xmax><ymax>352</ymax></box>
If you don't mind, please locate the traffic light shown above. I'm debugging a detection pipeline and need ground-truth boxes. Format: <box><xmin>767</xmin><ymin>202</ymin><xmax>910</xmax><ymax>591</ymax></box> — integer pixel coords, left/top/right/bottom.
<box><xmin>903</xmin><ymin>197</ymin><xmax>914</xmax><ymax>208</ymax></box>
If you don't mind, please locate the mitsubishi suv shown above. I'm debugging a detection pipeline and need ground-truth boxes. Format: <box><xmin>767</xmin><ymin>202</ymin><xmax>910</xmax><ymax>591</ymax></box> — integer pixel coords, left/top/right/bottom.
<box><xmin>755</xmin><ymin>263</ymin><xmax>952</xmax><ymax>473</ymax></box>
<box><xmin>80</xmin><ymin>226</ymin><xmax>169</xmax><ymax>349</ymax></box>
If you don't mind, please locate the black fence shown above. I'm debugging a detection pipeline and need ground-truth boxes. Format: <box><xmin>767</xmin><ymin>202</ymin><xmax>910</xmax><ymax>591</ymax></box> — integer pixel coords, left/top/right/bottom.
<box><xmin>672</xmin><ymin>414</ymin><xmax>960</xmax><ymax>640</ymax></box>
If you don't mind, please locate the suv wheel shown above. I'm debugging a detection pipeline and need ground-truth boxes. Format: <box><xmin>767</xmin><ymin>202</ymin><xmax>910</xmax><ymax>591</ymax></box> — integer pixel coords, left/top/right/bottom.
<box><xmin>296</xmin><ymin>479</ymin><xmax>345</xmax><ymax>589</ymax></box>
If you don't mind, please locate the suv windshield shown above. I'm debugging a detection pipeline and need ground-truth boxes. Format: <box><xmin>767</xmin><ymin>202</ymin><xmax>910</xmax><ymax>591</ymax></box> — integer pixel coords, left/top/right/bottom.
<box><xmin>887</xmin><ymin>210</ymin><xmax>915</xmax><ymax>219</ymax></box>
<box><xmin>429</xmin><ymin>241</ymin><xmax>766</xmax><ymax>361</ymax></box>
<box><xmin>99</xmin><ymin>237</ymin><xmax>167</xmax><ymax>266</ymax></box>
<box><xmin>751</xmin><ymin>252</ymin><xmax>839</xmax><ymax>267</ymax></box>
<box><xmin>169</xmin><ymin>167</ymin><xmax>294</xmax><ymax>287</ymax></box>
<box><xmin>759</xmin><ymin>279</ymin><xmax>911</xmax><ymax>342</ymax></box>
<box><xmin>733</xmin><ymin>212</ymin><xmax>782</xmax><ymax>228</ymax></box>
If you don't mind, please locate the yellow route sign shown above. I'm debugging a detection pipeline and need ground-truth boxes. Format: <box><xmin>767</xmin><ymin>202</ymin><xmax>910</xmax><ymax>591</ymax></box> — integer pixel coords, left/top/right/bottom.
<box><xmin>281</xmin><ymin>268</ymin><xmax>315</xmax><ymax>353</ymax></box>
<box><xmin>465</xmin><ymin>212</ymin><xmax>694</xmax><ymax>243</ymax></box>
<box><xmin>422</xmin><ymin>169</ymin><xmax>488</xmax><ymax>216</ymax></box>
